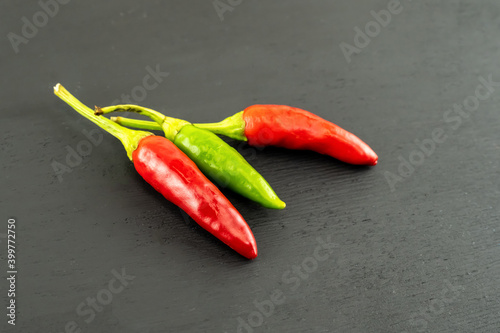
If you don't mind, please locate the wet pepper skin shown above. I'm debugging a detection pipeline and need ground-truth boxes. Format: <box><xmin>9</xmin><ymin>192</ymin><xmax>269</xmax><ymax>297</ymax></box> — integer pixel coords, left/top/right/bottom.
<box><xmin>133</xmin><ymin>136</ymin><xmax>258</xmax><ymax>259</ymax></box>
<box><xmin>174</xmin><ymin>125</ymin><xmax>285</xmax><ymax>209</ymax></box>
<box><xmin>243</xmin><ymin>105</ymin><xmax>378</xmax><ymax>166</ymax></box>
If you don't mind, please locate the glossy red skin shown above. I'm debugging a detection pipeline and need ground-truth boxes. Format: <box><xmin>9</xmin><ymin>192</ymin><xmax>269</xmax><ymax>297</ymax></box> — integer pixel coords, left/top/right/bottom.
<box><xmin>132</xmin><ymin>136</ymin><xmax>257</xmax><ymax>259</ymax></box>
<box><xmin>242</xmin><ymin>105</ymin><xmax>378</xmax><ymax>166</ymax></box>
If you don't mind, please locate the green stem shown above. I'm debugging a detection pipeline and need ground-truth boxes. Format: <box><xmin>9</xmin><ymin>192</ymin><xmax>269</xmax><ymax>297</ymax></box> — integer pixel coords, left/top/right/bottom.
<box><xmin>193</xmin><ymin>111</ymin><xmax>247</xmax><ymax>141</ymax></box>
<box><xmin>95</xmin><ymin>105</ymin><xmax>189</xmax><ymax>141</ymax></box>
<box><xmin>111</xmin><ymin>116</ymin><xmax>163</xmax><ymax>131</ymax></box>
<box><xmin>53</xmin><ymin>84</ymin><xmax>153</xmax><ymax>160</ymax></box>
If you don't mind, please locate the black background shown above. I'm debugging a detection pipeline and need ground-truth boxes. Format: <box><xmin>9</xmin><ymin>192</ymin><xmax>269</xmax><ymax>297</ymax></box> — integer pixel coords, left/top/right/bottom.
<box><xmin>2</xmin><ymin>1</ymin><xmax>500</xmax><ymax>332</ymax></box>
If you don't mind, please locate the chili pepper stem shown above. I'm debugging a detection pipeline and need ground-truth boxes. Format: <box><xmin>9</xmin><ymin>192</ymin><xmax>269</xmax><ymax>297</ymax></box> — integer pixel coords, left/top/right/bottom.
<box><xmin>96</xmin><ymin>105</ymin><xmax>189</xmax><ymax>141</ymax></box>
<box><xmin>111</xmin><ymin>116</ymin><xmax>163</xmax><ymax>131</ymax></box>
<box><xmin>193</xmin><ymin>111</ymin><xmax>247</xmax><ymax>141</ymax></box>
<box><xmin>53</xmin><ymin>84</ymin><xmax>153</xmax><ymax>160</ymax></box>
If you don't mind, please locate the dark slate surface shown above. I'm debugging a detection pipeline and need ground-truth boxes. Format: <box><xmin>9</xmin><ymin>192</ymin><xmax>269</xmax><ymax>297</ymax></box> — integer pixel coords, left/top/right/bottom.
<box><xmin>1</xmin><ymin>1</ymin><xmax>499</xmax><ymax>332</ymax></box>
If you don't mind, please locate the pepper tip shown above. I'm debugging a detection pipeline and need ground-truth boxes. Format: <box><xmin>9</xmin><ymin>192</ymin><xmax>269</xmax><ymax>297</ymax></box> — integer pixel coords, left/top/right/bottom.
<box><xmin>365</xmin><ymin>149</ymin><xmax>378</xmax><ymax>166</ymax></box>
<box><xmin>247</xmin><ymin>247</ymin><xmax>258</xmax><ymax>260</ymax></box>
<box><xmin>243</xmin><ymin>237</ymin><xmax>258</xmax><ymax>259</ymax></box>
<box><xmin>276</xmin><ymin>200</ymin><xmax>286</xmax><ymax>209</ymax></box>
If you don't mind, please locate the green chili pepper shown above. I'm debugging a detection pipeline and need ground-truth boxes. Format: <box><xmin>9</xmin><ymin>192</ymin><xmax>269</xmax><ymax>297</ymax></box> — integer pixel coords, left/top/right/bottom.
<box><xmin>96</xmin><ymin>105</ymin><xmax>286</xmax><ymax>209</ymax></box>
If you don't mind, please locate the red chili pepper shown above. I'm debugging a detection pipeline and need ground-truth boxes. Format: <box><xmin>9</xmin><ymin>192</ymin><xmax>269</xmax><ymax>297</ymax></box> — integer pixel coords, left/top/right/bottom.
<box><xmin>54</xmin><ymin>84</ymin><xmax>257</xmax><ymax>259</ymax></box>
<box><xmin>133</xmin><ymin>136</ymin><xmax>257</xmax><ymax>259</ymax></box>
<box><xmin>195</xmin><ymin>105</ymin><xmax>378</xmax><ymax>166</ymax></box>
